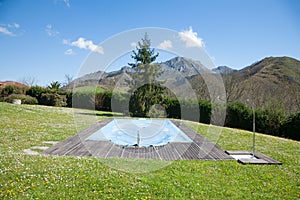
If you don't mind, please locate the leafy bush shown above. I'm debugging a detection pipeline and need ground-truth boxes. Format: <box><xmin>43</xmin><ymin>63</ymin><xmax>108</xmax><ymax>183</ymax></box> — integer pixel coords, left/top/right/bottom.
<box><xmin>225</xmin><ymin>102</ymin><xmax>252</xmax><ymax>130</ymax></box>
<box><xmin>66</xmin><ymin>92</ymin><xmax>73</xmax><ymax>107</ymax></box>
<box><xmin>26</xmin><ymin>86</ymin><xmax>50</xmax><ymax>99</ymax></box>
<box><xmin>1</xmin><ymin>85</ymin><xmax>27</xmax><ymax>97</ymax></box>
<box><xmin>95</xmin><ymin>91</ymin><xmax>112</xmax><ymax>111</ymax></box>
<box><xmin>280</xmin><ymin>112</ymin><xmax>300</xmax><ymax>140</ymax></box>
<box><xmin>199</xmin><ymin>100</ymin><xmax>212</xmax><ymax>124</ymax></box>
<box><xmin>72</xmin><ymin>93</ymin><xmax>95</xmax><ymax>109</ymax></box>
<box><xmin>111</xmin><ymin>92</ymin><xmax>129</xmax><ymax>113</ymax></box>
<box><xmin>255</xmin><ymin>109</ymin><xmax>285</xmax><ymax>136</ymax></box>
<box><xmin>179</xmin><ymin>100</ymin><xmax>200</xmax><ymax>122</ymax></box>
<box><xmin>5</xmin><ymin>94</ymin><xmax>38</xmax><ymax>104</ymax></box>
<box><xmin>163</xmin><ymin>98</ymin><xmax>211</xmax><ymax>123</ymax></box>
<box><xmin>39</xmin><ymin>93</ymin><xmax>67</xmax><ymax>107</ymax></box>
<box><xmin>165</xmin><ymin>98</ymin><xmax>181</xmax><ymax>119</ymax></box>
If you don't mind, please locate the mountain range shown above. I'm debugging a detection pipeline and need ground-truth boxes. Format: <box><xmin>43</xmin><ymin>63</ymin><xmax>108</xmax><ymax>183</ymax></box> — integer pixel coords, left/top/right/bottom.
<box><xmin>72</xmin><ymin>56</ymin><xmax>300</xmax><ymax>114</ymax></box>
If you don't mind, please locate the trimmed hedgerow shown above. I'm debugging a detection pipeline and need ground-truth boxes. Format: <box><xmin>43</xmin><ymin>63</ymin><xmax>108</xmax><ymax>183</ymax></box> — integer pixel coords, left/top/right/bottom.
<box><xmin>280</xmin><ymin>112</ymin><xmax>300</xmax><ymax>140</ymax></box>
<box><xmin>39</xmin><ymin>93</ymin><xmax>67</xmax><ymax>107</ymax></box>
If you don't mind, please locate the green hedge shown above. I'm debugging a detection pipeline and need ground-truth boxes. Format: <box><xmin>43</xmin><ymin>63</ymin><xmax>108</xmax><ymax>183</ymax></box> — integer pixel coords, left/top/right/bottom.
<box><xmin>71</xmin><ymin>93</ymin><xmax>94</xmax><ymax>110</ymax></box>
<box><xmin>280</xmin><ymin>112</ymin><xmax>300</xmax><ymax>140</ymax></box>
<box><xmin>1</xmin><ymin>85</ymin><xmax>27</xmax><ymax>97</ymax></box>
<box><xmin>95</xmin><ymin>91</ymin><xmax>112</xmax><ymax>111</ymax></box>
<box><xmin>26</xmin><ymin>86</ymin><xmax>50</xmax><ymax>100</ymax></box>
<box><xmin>24</xmin><ymin>85</ymin><xmax>300</xmax><ymax>141</ymax></box>
<box><xmin>225</xmin><ymin>102</ymin><xmax>252</xmax><ymax>130</ymax></box>
<box><xmin>5</xmin><ymin>94</ymin><xmax>38</xmax><ymax>105</ymax></box>
<box><xmin>255</xmin><ymin>109</ymin><xmax>285</xmax><ymax>136</ymax></box>
<box><xmin>39</xmin><ymin>93</ymin><xmax>67</xmax><ymax>107</ymax></box>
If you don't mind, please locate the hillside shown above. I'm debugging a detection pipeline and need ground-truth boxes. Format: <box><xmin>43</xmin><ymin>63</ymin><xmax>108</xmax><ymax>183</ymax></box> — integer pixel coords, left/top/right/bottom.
<box><xmin>71</xmin><ymin>56</ymin><xmax>300</xmax><ymax>113</ymax></box>
<box><xmin>234</xmin><ymin>57</ymin><xmax>300</xmax><ymax>113</ymax></box>
<box><xmin>72</xmin><ymin>57</ymin><xmax>210</xmax><ymax>93</ymax></box>
<box><xmin>212</xmin><ymin>66</ymin><xmax>237</xmax><ymax>74</ymax></box>
<box><xmin>161</xmin><ymin>56</ymin><xmax>208</xmax><ymax>77</ymax></box>
<box><xmin>189</xmin><ymin>56</ymin><xmax>300</xmax><ymax>113</ymax></box>
<box><xmin>236</xmin><ymin>56</ymin><xmax>300</xmax><ymax>83</ymax></box>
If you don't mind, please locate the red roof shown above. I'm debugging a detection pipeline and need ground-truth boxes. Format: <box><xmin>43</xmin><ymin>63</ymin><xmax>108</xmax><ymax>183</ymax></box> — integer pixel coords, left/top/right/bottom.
<box><xmin>0</xmin><ymin>81</ymin><xmax>29</xmax><ymax>88</ymax></box>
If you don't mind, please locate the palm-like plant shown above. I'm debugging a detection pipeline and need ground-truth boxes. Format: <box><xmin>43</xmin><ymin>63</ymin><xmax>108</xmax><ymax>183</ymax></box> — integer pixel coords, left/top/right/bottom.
<box><xmin>47</xmin><ymin>81</ymin><xmax>61</xmax><ymax>91</ymax></box>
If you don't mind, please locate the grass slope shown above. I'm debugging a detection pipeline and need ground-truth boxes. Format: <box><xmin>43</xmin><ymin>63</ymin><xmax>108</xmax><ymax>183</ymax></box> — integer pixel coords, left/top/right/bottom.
<box><xmin>0</xmin><ymin>103</ymin><xmax>299</xmax><ymax>199</ymax></box>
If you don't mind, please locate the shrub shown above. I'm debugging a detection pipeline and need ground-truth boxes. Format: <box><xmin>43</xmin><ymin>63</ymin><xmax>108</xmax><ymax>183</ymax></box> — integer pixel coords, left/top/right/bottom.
<box><xmin>5</xmin><ymin>94</ymin><xmax>38</xmax><ymax>105</ymax></box>
<box><xmin>180</xmin><ymin>100</ymin><xmax>200</xmax><ymax>122</ymax></box>
<box><xmin>165</xmin><ymin>98</ymin><xmax>181</xmax><ymax>119</ymax></box>
<box><xmin>95</xmin><ymin>91</ymin><xmax>112</xmax><ymax>111</ymax></box>
<box><xmin>1</xmin><ymin>85</ymin><xmax>27</xmax><ymax>97</ymax></box>
<box><xmin>66</xmin><ymin>92</ymin><xmax>73</xmax><ymax>107</ymax></box>
<box><xmin>255</xmin><ymin>109</ymin><xmax>285</xmax><ymax>136</ymax></box>
<box><xmin>111</xmin><ymin>92</ymin><xmax>129</xmax><ymax>113</ymax></box>
<box><xmin>162</xmin><ymin>98</ymin><xmax>211</xmax><ymax>123</ymax></box>
<box><xmin>280</xmin><ymin>112</ymin><xmax>300</xmax><ymax>141</ymax></box>
<box><xmin>26</xmin><ymin>86</ymin><xmax>50</xmax><ymax>99</ymax></box>
<box><xmin>39</xmin><ymin>93</ymin><xmax>67</xmax><ymax>107</ymax></box>
<box><xmin>199</xmin><ymin>100</ymin><xmax>212</xmax><ymax>124</ymax></box>
<box><xmin>225</xmin><ymin>102</ymin><xmax>252</xmax><ymax>130</ymax></box>
<box><xmin>72</xmin><ymin>93</ymin><xmax>95</xmax><ymax>109</ymax></box>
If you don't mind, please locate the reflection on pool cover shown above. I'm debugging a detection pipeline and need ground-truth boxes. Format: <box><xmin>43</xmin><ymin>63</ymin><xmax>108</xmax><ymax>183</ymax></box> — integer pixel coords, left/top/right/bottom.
<box><xmin>86</xmin><ymin>119</ymin><xmax>192</xmax><ymax>147</ymax></box>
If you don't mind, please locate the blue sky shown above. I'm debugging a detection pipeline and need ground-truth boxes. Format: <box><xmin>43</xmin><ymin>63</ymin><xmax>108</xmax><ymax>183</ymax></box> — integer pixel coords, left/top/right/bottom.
<box><xmin>0</xmin><ymin>0</ymin><xmax>299</xmax><ymax>86</ymax></box>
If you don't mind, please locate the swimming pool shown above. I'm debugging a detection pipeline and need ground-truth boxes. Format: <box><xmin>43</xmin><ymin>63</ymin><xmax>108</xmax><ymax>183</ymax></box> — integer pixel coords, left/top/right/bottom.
<box><xmin>86</xmin><ymin>119</ymin><xmax>192</xmax><ymax>147</ymax></box>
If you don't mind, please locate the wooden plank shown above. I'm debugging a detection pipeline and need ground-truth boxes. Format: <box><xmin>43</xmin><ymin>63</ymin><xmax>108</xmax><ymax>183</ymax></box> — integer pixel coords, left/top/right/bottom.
<box><xmin>252</xmin><ymin>152</ymin><xmax>282</xmax><ymax>165</ymax></box>
<box><xmin>105</xmin><ymin>144</ymin><xmax>123</xmax><ymax>158</ymax></box>
<box><xmin>238</xmin><ymin>158</ymin><xmax>269</xmax><ymax>164</ymax></box>
<box><xmin>225</xmin><ymin>150</ymin><xmax>251</xmax><ymax>155</ymax></box>
<box><xmin>43</xmin><ymin>118</ymin><xmax>233</xmax><ymax>161</ymax></box>
<box><xmin>88</xmin><ymin>141</ymin><xmax>113</xmax><ymax>158</ymax></box>
<box><xmin>43</xmin><ymin>119</ymin><xmax>112</xmax><ymax>156</ymax></box>
<box><xmin>43</xmin><ymin>134</ymin><xmax>82</xmax><ymax>155</ymax></box>
<box><xmin>156</xmin><ymin>144</ymin><xmax>181</xmax><ymax>160</ymax></box>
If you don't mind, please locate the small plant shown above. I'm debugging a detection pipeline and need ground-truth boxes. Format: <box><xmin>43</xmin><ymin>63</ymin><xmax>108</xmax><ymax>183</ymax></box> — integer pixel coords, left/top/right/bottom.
<box><xmin>47</xmin><ymin>81</ymin><xmax>62</xmax><ymax>91</ymax></box>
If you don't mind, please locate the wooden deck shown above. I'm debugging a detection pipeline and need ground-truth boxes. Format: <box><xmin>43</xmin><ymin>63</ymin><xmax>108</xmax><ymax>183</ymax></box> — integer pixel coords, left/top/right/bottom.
<box><xmin>42</xmin><ymin>119</ymin><xmax>233</xmax><ymax>161</ymax></box>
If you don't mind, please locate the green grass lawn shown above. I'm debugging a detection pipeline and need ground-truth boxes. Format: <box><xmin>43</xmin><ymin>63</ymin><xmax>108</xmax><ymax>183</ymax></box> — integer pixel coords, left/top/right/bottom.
<box><xmin>73</xmin><ymin>86</ymin><xmax>106</xmax><ymax>94</ymax></box>
<box><xmin>0</xmin><ymin>102</ymin><xmax>299</xmax><ymax>199</ymax></box>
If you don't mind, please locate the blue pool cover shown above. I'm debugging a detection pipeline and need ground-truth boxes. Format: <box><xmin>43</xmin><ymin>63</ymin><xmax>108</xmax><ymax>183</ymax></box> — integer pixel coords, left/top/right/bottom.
<box><xmin>86</xmin><ymin>119</ymin><xmax>192</xmax><ymax>147</ymax></box>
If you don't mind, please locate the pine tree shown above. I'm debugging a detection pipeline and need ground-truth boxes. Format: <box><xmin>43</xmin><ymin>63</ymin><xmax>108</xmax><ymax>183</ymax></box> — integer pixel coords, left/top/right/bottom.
<box><xmin>128</xmin><ymin>33</ymin><xmax>164</xmax><ymax>117</ymax></box>
<box><xmin>128</xmin><ymin>32</ymin><xmax>159</xmax><ymax>85</ymax></box>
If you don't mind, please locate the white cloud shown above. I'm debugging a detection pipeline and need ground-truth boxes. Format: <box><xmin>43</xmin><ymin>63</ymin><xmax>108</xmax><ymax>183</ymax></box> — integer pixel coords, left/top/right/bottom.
<box><xmin>7</xmin><ymin>23</ymin><xmax>20</xmax><ymax>28</ymax></box>
<box><xmin>157</xmin><ymin>40</ymin><xmax>172</xmax><ymax>50</ymax></box>
<box><xmin>0</xmin><ymin>26</ymin><xmax>14</xmax><ymax>36</ymax></box>
<box><xmin>64</xmin><ymin>0</ymin><xmax>70</xmax><ymax>7</ymax></box>
<box><xmin>0</xmin><ymin>23</ymin><xmax>21</xmax><ymax>36</ymax></box>
<box><xmin>130</xmin><ymin>42</ymin><xmax>137</xmax><ymax>48</ymax></box>
<box><xmin>45</xmin><ymin>24</ymin><xmax>59</xmax><ymax>37</ymax></box>
<box><xmin>71</xmin><ymin>37</ymin><xmax>104</xmax><ymax>54</ymax></box>
<box><xmin>14</xmin><ymin>23</ymin><xmax>20</xmax><ymax>28</ymax></box>
<box><xmin>178</xmin><ymin>27</ymin><xmax>204</xmax><ymax>48</ymax></box>
<box><xmin>64</xmin><ymin>48</ymin><xmax>75</xmax><ymax>55</ymax></box>
<box><xmin>54</xmin><ymin>0</ymin><xmax>70</xmax><ymax>8</ymax></box>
